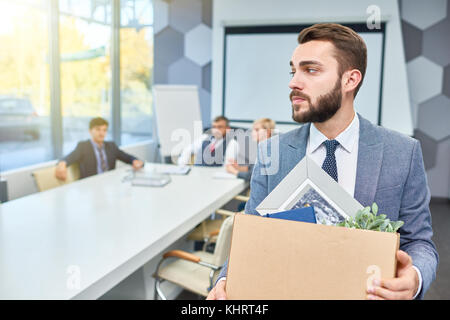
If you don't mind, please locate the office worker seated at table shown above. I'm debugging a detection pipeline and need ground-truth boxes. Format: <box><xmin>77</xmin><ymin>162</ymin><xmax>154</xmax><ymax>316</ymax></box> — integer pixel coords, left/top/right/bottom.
<box><xmin>225</xmin><ymin>118</ymin><xmax>276</xmax><ymax>182</ymax></box>
<box><xmin>177</xmin><ymin>115</ymin><xmax>239</xmax><ymax>167</ymax></box>
<box><xmin>55</xmin><ymin>117</ymin><xmax>144</xmax><ymax>181</ymax></box>
<box><xmin>207</xmin><ymin>23</ymin><xmax>437</xmax><ymax>300</ymax></box>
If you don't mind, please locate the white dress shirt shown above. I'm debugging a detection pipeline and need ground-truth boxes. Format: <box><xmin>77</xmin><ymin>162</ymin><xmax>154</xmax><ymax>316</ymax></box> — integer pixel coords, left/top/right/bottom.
<box><xmin>177</xmin><ymin>134</ymin><xmax>239</xmax><ymax>166</ymax></box>
<box><xmin>306</xmin><ymin>112</ymin><xmax>359</xmax><ymax>197</ymax></box>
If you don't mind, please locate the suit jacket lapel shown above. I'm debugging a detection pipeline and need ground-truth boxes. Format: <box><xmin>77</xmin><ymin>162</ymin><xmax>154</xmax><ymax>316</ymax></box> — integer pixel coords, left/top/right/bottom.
<box><xmin>354</xmin><ymin>114</ymin><xmax>384</xmax><ymax>207</ymax></box>
<box><xmin>287</xmin><ymin>123</ymin><xmax>309</xmax><ymax>156</ymax></box>
<box><xmin>86</xmin><ymin>140</ymin><xmax>98</xmax><ymax>171</ymax></box>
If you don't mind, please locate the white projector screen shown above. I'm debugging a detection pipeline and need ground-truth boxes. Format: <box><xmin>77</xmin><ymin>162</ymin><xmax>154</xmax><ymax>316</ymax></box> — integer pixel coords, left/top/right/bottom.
<box><xmin>223</xmin><ymin>24</ymin><xmax>385</xmax><ymax>125</ymax></box>
<box><xmin>153</xmin><ymin>85</ymin><xmax>203</xmax><ymax>157</ymax></box>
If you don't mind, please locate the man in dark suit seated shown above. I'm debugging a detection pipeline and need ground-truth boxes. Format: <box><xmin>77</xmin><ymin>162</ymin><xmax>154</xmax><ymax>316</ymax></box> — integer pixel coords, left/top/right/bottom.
<box><xmin>55</xmin><ymin>117</ymin><xmax>144</xmax><ymax>181</ymax></box>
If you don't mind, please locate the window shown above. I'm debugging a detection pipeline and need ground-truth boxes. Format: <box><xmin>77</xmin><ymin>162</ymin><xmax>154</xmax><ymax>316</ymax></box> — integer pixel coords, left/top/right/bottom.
<box><xmin>0</xmin><ymin>0</ymin><xmax>154</xmax><ymax>172</ymax></box>
<box><xmin>0</xmin><ymin>0</ymin><xmax>52</xmax><ymax>171</ymax></box>
<box><xmin>59</xmin><ymin>0</ymin><xmax>113</xmax><ymax>154</ymax></box>
<box><xmin>120</xmin><ymin>0</ymin><xmax>154</xmax><ymax>145</ymax></box>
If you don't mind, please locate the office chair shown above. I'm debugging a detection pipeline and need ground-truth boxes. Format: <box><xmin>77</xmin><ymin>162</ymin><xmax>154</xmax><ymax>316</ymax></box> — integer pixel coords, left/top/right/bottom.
<box><xmin>173</xmin><ymin>151</ymin><xmax>250</xmax><ymax>247</ymax></box>
<box><xmin>186</xmin><ymin>193</ymin><xmax>248</xmax><ymax>249</ymax></box>
<box><xmin>153</xmin><ymin>215</ymin><xmax>235</xmax><ymax>299</ymax></box>
<box><xmin>32</xmin><ymin>163</ymin><xmax>80</xmax><ymax>192</ymax></box>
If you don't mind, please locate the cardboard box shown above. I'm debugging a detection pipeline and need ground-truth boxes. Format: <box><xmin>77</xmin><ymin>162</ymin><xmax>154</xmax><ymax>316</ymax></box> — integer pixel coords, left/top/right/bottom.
<box><xmin>226</xmin><ymin>213</ymin><xmax>400</xmax><ymax>300</ymax></box>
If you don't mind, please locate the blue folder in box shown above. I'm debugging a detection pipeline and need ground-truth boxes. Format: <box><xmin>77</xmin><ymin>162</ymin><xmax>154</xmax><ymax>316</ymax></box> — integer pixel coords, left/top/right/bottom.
<box><xmin>265</xmin><ymin>206</ymin><xmax>317</xmax><ymax>224</ymax></box>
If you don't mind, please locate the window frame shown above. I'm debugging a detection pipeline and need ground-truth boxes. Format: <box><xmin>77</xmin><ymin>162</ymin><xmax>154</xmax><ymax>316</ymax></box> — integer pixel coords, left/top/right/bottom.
<box><xmin>49</xmin><ymin>0</ymin><xmax>153</xmax><ymax>159</ymax></box>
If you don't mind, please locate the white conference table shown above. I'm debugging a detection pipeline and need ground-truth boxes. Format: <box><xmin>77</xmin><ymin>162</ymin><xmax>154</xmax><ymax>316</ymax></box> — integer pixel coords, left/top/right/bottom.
<box><xmin>0</xmin><ymin>163</ymin><xmax>247</xmax><ymax>299</ymax></box>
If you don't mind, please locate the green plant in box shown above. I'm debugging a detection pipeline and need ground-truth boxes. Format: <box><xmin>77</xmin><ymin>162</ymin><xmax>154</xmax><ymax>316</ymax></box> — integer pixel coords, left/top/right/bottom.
<box><xmin>337</xmin><ymin>202</ymin><xmax>404</xmax><ymax>233</ymax></box>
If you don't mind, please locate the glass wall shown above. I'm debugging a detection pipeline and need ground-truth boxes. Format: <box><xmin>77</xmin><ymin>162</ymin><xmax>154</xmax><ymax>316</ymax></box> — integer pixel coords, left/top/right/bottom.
<box><xmin>120</xmin><ymin>0</ymin><xmax>153</xmax><ymax>145</ymax></box>
<box><xmin>59</xmin><ymin>0</ymin><xmax>113</xmax><ymax>155</ymax></box>
<box><xmin>0</xmin><ymin>0</ymin><xmax>154</xmax><ymax>171</ymax></box>
<box><xmin>0</xmin><ymin>0</ymin><xmax>52</xmax><ymax>170</ymax></box>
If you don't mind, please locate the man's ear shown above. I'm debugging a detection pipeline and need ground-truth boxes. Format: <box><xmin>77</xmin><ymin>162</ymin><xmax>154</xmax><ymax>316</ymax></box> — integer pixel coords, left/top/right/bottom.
<box><xmin>342</xmin><ymin>69</ymin><xmax>362</xmax><ymax>96</ymax></box>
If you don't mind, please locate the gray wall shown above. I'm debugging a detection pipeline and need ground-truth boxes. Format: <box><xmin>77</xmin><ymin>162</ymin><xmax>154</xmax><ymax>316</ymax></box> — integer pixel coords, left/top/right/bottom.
<box><xmin>153</xmin><ymin>0</ymin><xmax>213</xmax><ymax>128</ymax></box>
<box><xmin>400</xmin><ymin>0</ymin><xmax>450</xmax><ymax>199</ymax></box>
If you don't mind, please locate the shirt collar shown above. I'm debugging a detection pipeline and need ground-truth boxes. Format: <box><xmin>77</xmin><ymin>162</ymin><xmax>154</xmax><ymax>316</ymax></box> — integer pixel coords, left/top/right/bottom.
<box><xmin>308</xmin><ymin>112</ymin><xmax>359</xmax><ymax>153</ymax></box>
<box><xmin>308</xmin><ymin>122</ymin><xmax>328</xmax><ymax>153</ymax></box>
<box><xmin>210</xmin><ymin>135</ymin><xmax>224</xmax><ymax>145</ymax></box>
<box><xmin>90</xmin><ymin>139</ymin><xmax>104</xmax><ymax>151</ymax></box>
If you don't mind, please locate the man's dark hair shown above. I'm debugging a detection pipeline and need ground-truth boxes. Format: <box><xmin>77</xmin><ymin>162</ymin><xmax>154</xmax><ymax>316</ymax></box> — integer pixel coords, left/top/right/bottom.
<box><xmin>89</xmin><ymin>117</ymin><xmax>109</xmax><ymax>130</ymax></box>
<box><xmin>297</xmin><ymin>23</ymin><xmax>367</xmax><ymax>97</ymax></box>
<box><xmin>213</xmin><ymin>115</ymin><xmax>230</xmax><ymax>126</ymax></box>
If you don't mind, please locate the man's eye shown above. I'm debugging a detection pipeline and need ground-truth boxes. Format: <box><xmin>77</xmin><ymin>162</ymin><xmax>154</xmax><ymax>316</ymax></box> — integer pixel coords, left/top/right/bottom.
<box><xmin>289</xmin><ymin>71</ymin><xmax>295</xmax><ymax>77</ymax></box>
<box><xmin>307</xmin><ymin>68</ymin><xmax>317</xmax><ymax>73</ymax></box>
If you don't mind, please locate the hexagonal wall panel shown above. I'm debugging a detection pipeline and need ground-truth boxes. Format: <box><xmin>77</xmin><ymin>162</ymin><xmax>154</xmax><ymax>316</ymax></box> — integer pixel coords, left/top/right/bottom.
<box><xmin>153</xmin><ymin>60</ymin><xmax>169</xmax><ymax>84</ymax></box>
<box><xmin>153</xmin><ymin>0</ymin><xmax>169</xmax><ymax>34</ymax></box>
<box><xmin>202</xmin><ymin>0</ymin><xmax>212</xmax><ymax>27</ymax></box>
<box><xmin>401</xmin><ymin>21</ymin><xmax>423</xmax><ymax>62</ymax></box>
<box><xmin>202</xmin><ymin>62</ymin><xmax>211</xmax><ymax>92</ymax></box>
<box><xmin>198</xmin><ymin>88</ymin><xmax>212</xmax><ymax>128</ymax></box>
<box><xmin>410</xmin><ymin>99</ymin><xmax>419</xmax><ymax>128</ymax></box>
<box><xmin>407</xmin><ymin>56</ymin><xmax>443</xmax><ymax>104</ymax></box>
<box><xmin>169</xmin><ymin>0</ymin><xmax>202</xmax><ymax>33</ymax></box>
<box><xmin>167</xmin><ymin>57</ymin><xmax>202</xmax><ymax>88</ymax></box>
<box><xmin>400</xmin><ymin>1</ymin><xmax>450</xmax><ymax>199</ymax></box>
<box><xmin>413</xmin><ymin>129</ymin><xmax>438</xmax><ymax>170</ymax></box>
<box><xmin>418</xmin><ymin>94</ymin><xmax>450</xmax><ymax>141</ymax></box>
<box><xmin>422</xmin><ymin>16</ymin><xmax>450</xmax><ymax>66</ymax></box>
<box><xmin>424</xmin><ymin>137</ymin><xmax>450</xmax><ymax>198</ymax></box>
<box><xmin>401</xmin><ymin>0</ymin><xmax>447</xmax><ymax>30</ymax></box>
<box><xmin>154</xmin><ymin>27</ymin><xmax>184</xmax><ymax>66</ymax></box>
<box><xmin>185</xmin><ymin>24</ymin><xmax>212</xmax><ymax>66</ymax></box>
<box><xmin>443</xmin><ymin>64</ymin><xmax>450</xmax><ymax>99</ymax></box>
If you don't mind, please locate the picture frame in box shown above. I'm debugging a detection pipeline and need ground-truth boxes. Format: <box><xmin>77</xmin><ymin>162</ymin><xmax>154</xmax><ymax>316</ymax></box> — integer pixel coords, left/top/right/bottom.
<box><xmin>256</xmin><ymin>156</ymin><xmax>363</xmax><ymax>225</ymax></box>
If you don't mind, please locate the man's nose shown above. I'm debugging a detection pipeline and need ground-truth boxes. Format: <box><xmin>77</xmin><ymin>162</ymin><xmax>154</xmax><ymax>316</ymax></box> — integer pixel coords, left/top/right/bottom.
<box><xmin>289</xmin><ymin>73</ymin><xmax>305</xmax><ymax>91</ymax></box>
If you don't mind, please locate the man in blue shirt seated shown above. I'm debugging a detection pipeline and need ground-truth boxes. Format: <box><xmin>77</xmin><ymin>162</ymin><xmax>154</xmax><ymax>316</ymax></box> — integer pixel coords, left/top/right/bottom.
<box><xmin>55</xmin><ymin>117</ymin><xmax>144</xmax><ymax>180</ymax></box>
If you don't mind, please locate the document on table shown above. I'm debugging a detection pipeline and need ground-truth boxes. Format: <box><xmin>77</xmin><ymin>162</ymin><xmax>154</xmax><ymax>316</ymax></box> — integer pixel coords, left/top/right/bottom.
<box><xmin>131</xmin><ymin>171</ymin><xmax>171</xmax><ymax>187</ymax></box>
<box><xmin>212</xmin><ymin>171</ymin><xmax>238</xmax><ymax>179</ymax></box>
<box><xmin>155</xmin><ymin>166</ymin><xmax>191</xmax><ymax>175</ymax></box>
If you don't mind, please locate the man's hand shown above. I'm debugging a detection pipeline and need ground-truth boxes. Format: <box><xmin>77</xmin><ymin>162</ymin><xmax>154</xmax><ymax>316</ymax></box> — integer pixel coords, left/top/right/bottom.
<box><xmin>225</xmin><ymin>163</ymin><xmax>239</xmax><ymax>175</ymax></box>
<box><xmin>225</xmin><ymin>159</ymin><xmax>239</xmax><ymax>175</ymax></box>
<box><xmin>226</xmin><ymin>160</ymin><xmax>249</xmax><ymax>175</ymax></box>
<box><xmin>229</xmin><ymin>160</ymin><xmax>240</xmax><ymax>170</ymax></box>
<box><xmin>367</xmin><ymin>250</ymin><xmax>419</xmax><ymax>300</ymax></box>
<box><xmin>55</xmin><ymin>161</ymin><xmax>67</xmax><ymax>181</ymax></box>
<box><xmin>206</xmin><ymin>279</ymin><xmax>227</xmax><ymax>300</ymax></box>
<box><xmin>132</xmin><ymin>159</ymin><xmax>144</xmax><ymax>170</ymax></box>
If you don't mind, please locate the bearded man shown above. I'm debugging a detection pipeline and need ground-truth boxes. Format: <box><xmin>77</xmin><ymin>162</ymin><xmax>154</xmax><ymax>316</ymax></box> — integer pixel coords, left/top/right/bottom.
<box><xmin>207</xmin><ymin>23</ymin><xmax>438</xmax><ymax>301</ymax></box>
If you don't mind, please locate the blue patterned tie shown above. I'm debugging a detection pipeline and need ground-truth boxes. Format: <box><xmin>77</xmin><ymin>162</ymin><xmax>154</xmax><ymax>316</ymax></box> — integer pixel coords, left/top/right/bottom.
<box><xmin>97</xmin><ymin>146</ymin><xmax>108</xmax><ymax>173</ymax></box>
<box><xmin>322</xmin><ymin>140</ymin><xmax>339</xmax><ymax>182</ymax></box>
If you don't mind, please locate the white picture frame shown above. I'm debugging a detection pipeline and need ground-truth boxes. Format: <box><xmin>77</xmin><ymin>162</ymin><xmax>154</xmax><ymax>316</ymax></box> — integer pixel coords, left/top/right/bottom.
<box><xmin>256</xmin><ymin>156</ymin><xmax>363</xmax><ymax>224</ymax></box>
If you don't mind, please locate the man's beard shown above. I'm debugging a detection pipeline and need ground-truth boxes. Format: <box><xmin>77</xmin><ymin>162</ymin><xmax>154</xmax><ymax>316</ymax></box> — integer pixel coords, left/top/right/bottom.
<box><xmin>290</xmin><ymin>78</ymin><xmax>342</xmax><ymax>124</ymax></box>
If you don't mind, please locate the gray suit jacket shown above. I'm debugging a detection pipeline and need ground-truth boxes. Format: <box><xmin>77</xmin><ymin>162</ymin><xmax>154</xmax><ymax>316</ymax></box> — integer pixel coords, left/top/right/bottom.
<box><xmin>237</xmin><ymin>164</ymin><xmax>254</xmax><ymax>182</ymax></box>
<box><xmin>217</xmin><ymin>114</ymin><xmax>438</xmax><ymax>299</ymax></box>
